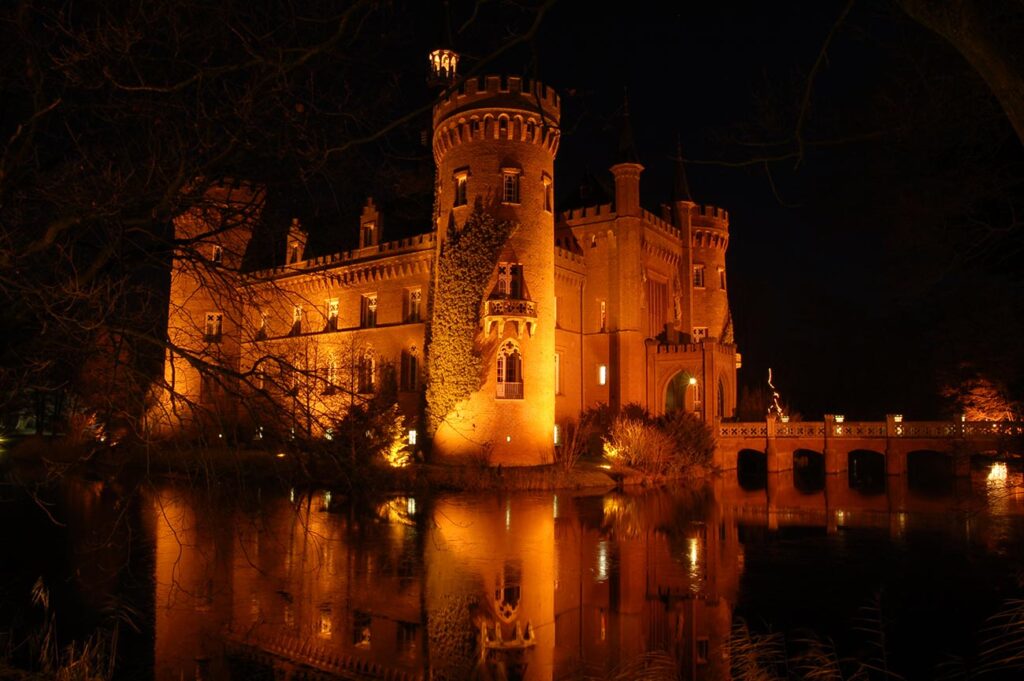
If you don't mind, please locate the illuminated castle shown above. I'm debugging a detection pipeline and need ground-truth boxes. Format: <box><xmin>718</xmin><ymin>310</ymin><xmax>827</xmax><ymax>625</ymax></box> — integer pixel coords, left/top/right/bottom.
<box><xmin>160</xmin><ymin>49</ymin><xmax>740</xmax><ymax>465</ymax></box>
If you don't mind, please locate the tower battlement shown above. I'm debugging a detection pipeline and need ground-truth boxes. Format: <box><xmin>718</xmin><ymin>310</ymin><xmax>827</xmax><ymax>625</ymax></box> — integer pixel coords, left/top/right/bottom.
<box><xmin>433</xmin><ymin>75</ymin><xmax>560</xmax><ymax>126</ymax></box>
<box><xmin>692</xmin><ymin>204</ymin><xmax>729</xmax><ymax>232</ymax></box>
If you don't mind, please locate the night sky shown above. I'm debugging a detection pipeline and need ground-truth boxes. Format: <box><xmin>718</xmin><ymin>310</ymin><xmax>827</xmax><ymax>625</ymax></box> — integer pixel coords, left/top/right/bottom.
<box><xmin>450</xmin><ymin>0</ymin><xmax>1024</xmax><ymax>420</ymax></box>
<box><xmin>4</xmin><ymin>1</ymin><xmax>1022</xmax><ymax>422</ymax></box>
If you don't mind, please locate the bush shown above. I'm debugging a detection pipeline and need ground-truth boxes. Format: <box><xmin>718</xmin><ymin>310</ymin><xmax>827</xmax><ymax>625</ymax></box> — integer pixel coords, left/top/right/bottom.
<box><xmin>601</xmin><ymin>404</ymin><xmax>714</xmax><ymax>477</ymax></box>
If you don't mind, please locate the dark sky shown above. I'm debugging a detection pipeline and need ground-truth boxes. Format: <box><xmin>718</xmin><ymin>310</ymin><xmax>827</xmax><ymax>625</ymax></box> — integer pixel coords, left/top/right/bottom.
<box><xmin>233</xmin><ymin>1</ymin><xmax>1024</xmax><ymax>420</ymax></box>
<box><xmin>433</xmin><ymin>0</ymin><xmax>1024</xmax><ymax>420</ymax></box>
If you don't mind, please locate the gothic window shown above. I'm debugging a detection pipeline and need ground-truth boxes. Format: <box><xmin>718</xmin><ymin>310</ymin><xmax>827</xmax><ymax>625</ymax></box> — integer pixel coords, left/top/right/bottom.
<box><xmin>326</xmin><ymin>299</ymin><xmax>339</xmax><ymax>331</ymax></box>
<box><xmin>718</xmin><ymin>266</ymin><xmax>726</xmax><ymax>290</ymax></box>
<box><xmin>204</xmin><ymin>312</ymin><xmax>223</xmax><ymax>342</ymax></box>
<box><xmin>542</xmin><ymin>174</ymin><xmax>553</xmax><ymax>212</ymax></box>
<box><xmin>401</xmin><ymin>349</ymin><xmax>419</xmax><ymax>392</ymax></box>
<box><xmin>211</xmin><ymin>244</ymin><xmax>223</xmax><ymax>264</ymax></box>
<box><xmin>717</xmin><ymin>377</ymin><xmax>725</xmax><ymax>417</ymax></box>
<box><xmin>496</xmin><ymin>340</ymin><xmax>523</xmax><ymax>400</ymax></box>
<box><xmin>404</xmin><ymin>288</ymin><xmax>422</xmax><ymax>323</ymax></box>
<box><xmin>693</xmin><ymin>264</ymin><xmax>706</xmax><ymax>289</ymax></box>
<box><xmin>502</xmin><ymin>170</ymin><xmax>520</xmax><ymax>204</ymax></box>
<box><xmin>358</xmin><ymin>353</ymin><xmax>376</xmax><ymax>394</ymax></box>
<box><xmin>360</xmin><ymin>294</ymin><xmax>377</xmax><ymax>328</ymax></box>
<box><xmin>498</xmin><ymin>117</ymin><xmax>509</xmax><ymax>139</ymax></box>
<box><xmin>453</xmin><ymin>171</ymin><xmax>468</xmax><ymax>207</ymax></box>
<box><xmin>599</xmin><ymin>300</ymin><xmax>607</xmax><ymax>332</ymax></box>
<box><xmin>692</xmin><ymin>326</ymin><xmax>708</xmax><ymax>343</ymax></box>
<box><xmin>291</xmin><ymin>305</ymin><xmax>302</xmax><ymax>335</ymax></box>
<box><xmin>497</xmin><ymin>263</ymin><xmax>524</xmax><ymax>299</ymax></box>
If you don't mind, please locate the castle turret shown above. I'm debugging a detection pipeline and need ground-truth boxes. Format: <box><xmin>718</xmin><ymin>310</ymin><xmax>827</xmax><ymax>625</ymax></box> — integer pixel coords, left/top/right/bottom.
<box><xmin>610</xmin><ymin>100</ymin><xmax>643</xmax><ymax>217</ymax></box>
<box><xmin>430</xmin><ymin>75</ymin><xmax>561</xmax><ymax>464</ymax></box>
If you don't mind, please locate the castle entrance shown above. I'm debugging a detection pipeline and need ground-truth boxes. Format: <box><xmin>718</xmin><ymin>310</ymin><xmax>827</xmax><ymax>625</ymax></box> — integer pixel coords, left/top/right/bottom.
<box><xmin>664</xmin><ymin>371</ymin><xmax>695</xmax><ymax>413</ymax></box>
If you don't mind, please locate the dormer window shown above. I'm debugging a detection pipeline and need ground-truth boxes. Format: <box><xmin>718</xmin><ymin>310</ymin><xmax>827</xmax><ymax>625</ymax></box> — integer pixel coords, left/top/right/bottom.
<box><xmin>289</xmin><ymin>241</ymin><xmax>301</xmax><ymax>265</ymax></box>
<box><xmin>502</xmin><ymin>169</ymin><xmax>521</xmax><ymax>205</ymax></box>
<box><xmin>291</xmin><ymin>305</ymin><xmax>302</xmax><ymax>335</ymax></box>
<box><xmin>360</xmin><ymin>294</ymin><xmax>377</xmax><ymax>328</ymax></box>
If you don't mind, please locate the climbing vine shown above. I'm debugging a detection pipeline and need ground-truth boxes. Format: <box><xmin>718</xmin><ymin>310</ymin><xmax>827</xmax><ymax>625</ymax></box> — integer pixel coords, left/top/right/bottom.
<box><xmin>426</xmin><ymin>205</ymin><xmax>516</xmax><ymax>433</ymax></box>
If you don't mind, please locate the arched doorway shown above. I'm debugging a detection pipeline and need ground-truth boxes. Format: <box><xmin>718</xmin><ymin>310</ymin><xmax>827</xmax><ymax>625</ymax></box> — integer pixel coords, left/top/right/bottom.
<box><xmin>664</xmin><ymin>371</ymin><xmax>695</xmax><ymax>414</ymax></box>
<box><xmin>737</xmin><ymin>448</ymin><xmax>767</xmax><ymax>490</ymax></box>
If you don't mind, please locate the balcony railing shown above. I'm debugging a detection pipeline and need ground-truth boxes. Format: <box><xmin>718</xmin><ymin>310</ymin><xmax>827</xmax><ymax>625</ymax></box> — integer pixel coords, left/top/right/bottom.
<box><xmin>496</xmin><ymin>381</ymin><xmax>524</xmax><ymax>400</ymax></box>
<box><xmin>487</xmin><ymin>299</ymin><xmax>537</xmax><ymax>318</ymax></box>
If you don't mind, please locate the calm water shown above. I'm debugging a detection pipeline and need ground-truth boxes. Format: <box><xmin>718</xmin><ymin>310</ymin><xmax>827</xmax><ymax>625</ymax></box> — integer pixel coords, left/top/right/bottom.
<box><xmin>2</xmin><ymin>463</ymin><xmax>1024</xmax><ymax>680</ymax></box>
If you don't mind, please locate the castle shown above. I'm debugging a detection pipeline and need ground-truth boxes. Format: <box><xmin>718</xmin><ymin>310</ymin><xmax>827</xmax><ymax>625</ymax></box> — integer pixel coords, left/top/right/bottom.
<box><xmin>160</xmin><ymin>50</ymin><xmax>740</xmax><ymax>466</ymax></box>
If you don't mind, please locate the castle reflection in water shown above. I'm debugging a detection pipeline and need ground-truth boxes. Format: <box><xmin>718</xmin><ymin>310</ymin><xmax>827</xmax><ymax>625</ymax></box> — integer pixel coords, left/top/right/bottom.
<box><xmin>148</xmin><ymin>469</ymin><xmax>1023</xmax><ymax>681</ymax></box>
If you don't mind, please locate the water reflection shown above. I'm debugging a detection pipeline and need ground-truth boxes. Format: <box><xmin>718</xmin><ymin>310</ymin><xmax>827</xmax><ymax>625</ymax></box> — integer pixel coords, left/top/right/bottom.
<box><xmin>7</xmin><ymin>463</ymin><xmax>1024</xmax><ymax>680</ymax></box>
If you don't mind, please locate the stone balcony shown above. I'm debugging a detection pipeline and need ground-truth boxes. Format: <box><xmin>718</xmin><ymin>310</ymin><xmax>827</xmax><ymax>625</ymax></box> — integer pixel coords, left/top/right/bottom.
<box><xmin>484</xmin><ymin>298</ymin><xmax>537</xmax><ymax>337</ymax></box>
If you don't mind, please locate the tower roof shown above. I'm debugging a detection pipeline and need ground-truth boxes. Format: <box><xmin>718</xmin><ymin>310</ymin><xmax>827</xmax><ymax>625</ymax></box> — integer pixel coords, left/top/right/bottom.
<box><xmin>613</xmin><ymin>93</ymin><xmax>641</xmax><ymax>165</ymax></box>
<box><xmin>671</xmin><ymin>134</ymin><xmax>693</xmax><ymax>202</ymax></box>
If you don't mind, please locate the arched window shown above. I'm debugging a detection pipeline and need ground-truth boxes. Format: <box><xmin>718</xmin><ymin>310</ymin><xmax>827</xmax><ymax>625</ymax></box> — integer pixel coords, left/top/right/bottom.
<box><xmin>496</xmin><ymin>340</ymin><xmax>523</xmax><ymax>400</ymax></box>
<box><xmin>358</xmin><ymin>353</ymin><xmax>376</xmax><ymax>394</ymax></box>
<box><xmin>717</xmin><ymin>378</ymin><xmax>725</xmax><ymax>417</ymax></box>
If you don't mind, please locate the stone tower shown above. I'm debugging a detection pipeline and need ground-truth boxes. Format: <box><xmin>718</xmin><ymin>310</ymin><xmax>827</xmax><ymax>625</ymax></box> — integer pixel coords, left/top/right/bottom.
<box><xmin>430</xmin><ymin>74</ymin><xmax>561</xmax><ymax>464</ymax></box>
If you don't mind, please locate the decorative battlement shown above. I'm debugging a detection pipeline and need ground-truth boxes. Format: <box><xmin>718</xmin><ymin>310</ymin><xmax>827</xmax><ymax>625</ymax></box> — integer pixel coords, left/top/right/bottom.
<box><xmin>555</xmin><ymin>243</ymin><xmax>584</xmax><ymax>264</ymax></box>
<box><xmin>559</xmin><ymin>203</ymin><xmax>615</xmax><ymax>223</ymax></box>
<box><xmin>433</xmin><ymin>75</ymin><xmax>560</xmax><ymax>126</ymax></box>
<box><xmin>642</xmin><ymin>209</ymin><xmax>682</xmax><ymax>240</ymax></box>
<box><xmin>691</xmin><ymin>204</ymin><xmax>729</xmax><ymax>232</ymax></box>
<box><xmin>247</xmin><ymin>232</ymin><xmax>436</xmax><ymax>280</ymax></box>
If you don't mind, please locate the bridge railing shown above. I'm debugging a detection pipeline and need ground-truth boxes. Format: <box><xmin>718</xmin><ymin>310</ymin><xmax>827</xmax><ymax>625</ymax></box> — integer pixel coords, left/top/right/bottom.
<box><xmin>719</xmin><ymin>419</ymin><xmax>1024</xmax><ymax>440</ymax></box>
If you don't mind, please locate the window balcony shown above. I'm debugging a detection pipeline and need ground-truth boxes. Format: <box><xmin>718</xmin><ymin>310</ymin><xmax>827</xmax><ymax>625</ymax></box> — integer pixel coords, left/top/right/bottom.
<box><xmin>484</xmin><ymin>298</ymin><xmax>537</xmax><ymax>338</ymax></box>
<box><xmin>496</xmin><ymin>381</ymin><xmax>524</xmax><ymax>400</ymax></box>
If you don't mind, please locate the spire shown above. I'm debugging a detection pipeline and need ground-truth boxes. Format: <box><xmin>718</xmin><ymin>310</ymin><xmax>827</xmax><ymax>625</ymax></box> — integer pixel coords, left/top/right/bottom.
<box><xmin>671</xmin><ymin>134</ymin><xmax>693</xmax><ymax>202</ymax></box>
<box><xmin>428</xmin><ymin>1</ymin><xmax>458</xmax><ymax>86</ymax></box>
<box><xmin>613</xmin><ymin>90</ymin><xmax>641</xmax><ymax>165</ymax></box>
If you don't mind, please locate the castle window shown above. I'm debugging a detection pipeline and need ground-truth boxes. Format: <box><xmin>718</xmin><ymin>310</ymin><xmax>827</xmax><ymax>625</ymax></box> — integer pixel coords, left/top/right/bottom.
<box><xmin>692</xmin><ymin>327</ymin><xmax>708</xmax><ymax>343</ymax></box>
<box><xmin>599</xmin><ymin>300</ymin><xmax>607</xmax><ymax>332</ymax></box>
<box><xmin>357</xmin><ymin>354</ymin><xmax>376</xmax><ymax>394</ymax></box>
<box><xmin>404</xmin><ymin>288</ymin><xmax>422</xmax><ymax>323</ymax></box>
<box><xmin>401</xmin><ymin>349</ymin><xmax>419</xmax><ymax>392</ymax></box>
<box><xmin>590</xmin><ymin>234</ymin><xmax>597</xmax><ymax>248</ymax></box>
<box><xmin>288</xmin><ymin>241</ymin><xmax>301</xmax><ymax>265</ymax></box>
<box><xmin>453</xmin><ymin>171</ymin><xmax>468</xmax><ymax>207</ymax></box>
<box><xmin>502</xmin><ymin>170</ymin><xmax>521</xmax><ymax>204</ymax></box>
<box><xmin>211</xmin><ymin>244</ymin><xmax>223</xmax><ymax>264</ymax></box>
<box><xmin>496</xmin><ymin>340</ymin><xmax>523</xmax><ymax>400</ymax></box>
<box><xmin>554</xmin><ymin>352</ymin><xmax>562</xmax><ymax>395</ymax></box>
<box><xmin>326</xmin><ymin>299</ymin><xmax>339</xmax><ymax>331</ymax></box>
<box><xmin>325</xmin><ymin>356</ymin><xmax>339</xmax><ymax>394</ymax></box>
<box><xmin>291</xmin><ymin>305</ymin><xmax>302</xmax><ymax>335</ymax></box>
<box><xmin>497</xmin><ymin>262</ymin><xmax>524</xmax><ymax>299</ymax></box>
<box><xmin>256</xmin><ymin>311</ymin><xmax>268</xmax><ymax>340</ymax></box>
<box><xmin>598</xmin><ymin>364</ymin><xmax>608</xmax><ymax>386</ymax></box>
<box><xmin>498</xmin><ymin>117</ymin><xmax>509</xmax><ymax>139</ymax></box>
<box><xmin>361</xmin><ymin>221</ymin><xmax>376</xmax><ymax>248</ymax></box>
<box><xmin>718</xmin><ymin>267</ymin><xmax>726</xmax><ymax>290</ymax></box>
<box><xmin>542</xmin><ymin>175</ymin><xmax>553</xmax><ymax>213</ymax></box>
<box><xmin>526</xmin><ymin>120</ymin><xmax>536</xmax><ymax>139</ymax></box>
<box><xmin>204</xmin><ymin>312</ymin><xmax>223</xmax><ymax>342</ymax></box>
<box><xmin>360</xmin><ymin>294</ymin><xmax>377</xmax><ymax>328</ymax></box>
<box><xmin>353</xmin><ymin>611</ymin><xmax>372</xmax><ymax>648</ymax></box>
<box><xmin>470</xmin><ymin>119</ymin><xmax>480</xmax><ymax>137</ymax></box>
<box><xmin>693</xmin><ymin>264</ymin><xmax>706</xmax><ymax>289</ymax></box>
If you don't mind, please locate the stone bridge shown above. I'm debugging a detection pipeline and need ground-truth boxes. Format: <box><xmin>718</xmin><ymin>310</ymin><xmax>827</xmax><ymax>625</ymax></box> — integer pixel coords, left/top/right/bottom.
<box><xmin>715</xmin><ymin>415</ymin><xmax>1024</xmax><ymax>477</ymax></box>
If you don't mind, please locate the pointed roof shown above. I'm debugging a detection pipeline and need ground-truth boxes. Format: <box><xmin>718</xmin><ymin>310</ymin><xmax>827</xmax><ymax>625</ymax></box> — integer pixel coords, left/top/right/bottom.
<box><xmin>613</xmin><ymin>91</ymin><xmax>641</xmax><ymax>165</ymax></box>
<box><xmin>577</xmin><ymin>166</ymin><xmax>612</xmax><ymax>205</ymax></box>
<box><xmin>671</xmin><ymin>134</ymin><xmax>693</xmax><ymax>202</ymax></box>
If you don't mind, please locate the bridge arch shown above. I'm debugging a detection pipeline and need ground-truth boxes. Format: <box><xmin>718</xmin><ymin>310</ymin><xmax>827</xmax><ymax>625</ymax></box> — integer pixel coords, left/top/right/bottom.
<box><xmin>793</xmin><ymin>448</ymin><xmax>825</xmax><ymax>493</ymax></box>
<box><xmin>907</xmin><ymin>449</ymin><xmax>953</xmax><ymax>494</ymax></box>
<box><xmin>737</xmin><ymin>448</ymin><xmax>767</xmax><ymax>490</ymax></box>
<box><xmin>848</xmin><ymin>449</ymin><xmax>886</xmax><ymax>494</ymax></box>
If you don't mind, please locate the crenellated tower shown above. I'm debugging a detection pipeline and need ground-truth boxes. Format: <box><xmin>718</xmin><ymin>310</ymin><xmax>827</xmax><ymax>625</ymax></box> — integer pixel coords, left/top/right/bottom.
<box><xmin>680</xmin><ymin>205</ymin><xmax>731</xmax><ymax>344</ymax></box>
<box><xmin>430</xmin><ymin>74</ymin><xmax>561</xmax><ymax>464</ymax></box>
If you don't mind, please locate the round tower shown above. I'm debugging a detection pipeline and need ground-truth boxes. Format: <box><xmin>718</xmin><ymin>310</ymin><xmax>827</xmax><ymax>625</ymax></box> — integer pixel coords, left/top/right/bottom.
<box><xmin>688</xmin><ymin>205</ymin><xmax>731</xmax><ymax>343</ymax></box>
<box><xmin>430</xmin><ymin>75</ymin><xmax>561</xmax><ymax>465</ymax></box>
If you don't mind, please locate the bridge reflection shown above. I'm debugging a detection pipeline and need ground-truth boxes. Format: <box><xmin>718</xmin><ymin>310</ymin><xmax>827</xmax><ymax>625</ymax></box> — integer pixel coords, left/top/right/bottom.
<box><xmin>148</xmin><ymin>465</ymin><xmax>1024</xmax><ymax>681</ymax></box>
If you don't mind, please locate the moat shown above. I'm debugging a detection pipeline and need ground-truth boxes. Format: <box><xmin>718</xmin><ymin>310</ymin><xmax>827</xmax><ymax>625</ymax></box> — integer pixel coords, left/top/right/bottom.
<box><xmin>2</xmin><ymin>462</ymin><xmax>1024</xmax><ymax>680</ymax></box>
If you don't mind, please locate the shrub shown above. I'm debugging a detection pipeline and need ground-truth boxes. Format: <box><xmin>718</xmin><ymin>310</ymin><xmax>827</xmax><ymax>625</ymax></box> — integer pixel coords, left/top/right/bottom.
<box><xmin>601</xmin><ymin>405</ymin><xmax>715</xmax><ymax>477</ymax></box>
<box><xmin>658</xmin><ymin>409</ymin><xmax>715</xmax><ymax>471</ymax></box>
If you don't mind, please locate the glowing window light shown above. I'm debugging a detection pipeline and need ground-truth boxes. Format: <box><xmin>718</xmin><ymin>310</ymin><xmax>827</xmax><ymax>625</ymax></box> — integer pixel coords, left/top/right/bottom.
<box><xmin>408</xmin><ymin>429</ymin><xmax>417</xmax><ymax>446</ymax></box>
<box><xmin>598</xmin><ymin>365</ymin><xmax>607</xmax><ymax>386</ymax></box>
<box><xmin>893</xmin><ymin>414</ymin><xmax>904</xmax><ymax>423</ymax></box>
<box><xmin>553</xmin><ymin>424</ymin><xmax>561</xmax><ymax>445</ymax></box>
<box><xmin>407</xmin><ymin>497</ymin><xmax>417</xmax><ymax>515</ymax></box>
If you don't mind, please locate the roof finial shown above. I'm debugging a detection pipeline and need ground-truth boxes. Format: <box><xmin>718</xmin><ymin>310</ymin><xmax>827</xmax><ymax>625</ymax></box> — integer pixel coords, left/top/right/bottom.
<box><xmin>671</xmin><ymin>133</ymin><xmax>693</xmax><ymax>202</ymax></box>
<box><xmin>613</xmin><ymin>88</ymin><xmax>641</xmax><ymax>165</ymax></box>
